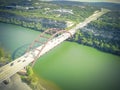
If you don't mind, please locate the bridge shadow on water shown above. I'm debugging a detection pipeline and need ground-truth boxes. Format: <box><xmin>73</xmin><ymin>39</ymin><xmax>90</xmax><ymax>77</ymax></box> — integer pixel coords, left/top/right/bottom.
<box><xmin>12</xmin><ymin>42</ymin><xmax>42</xmax><ymax>60</ymax></box>
<box><xmin>12</xmin><ymin>37</ymin><xmax>48</xmax><ymax>60</ymax></box>
<box><xmin>12</xmin><ymin>44</ymin><xmax>30</xmax><ymax>60</ymax></box>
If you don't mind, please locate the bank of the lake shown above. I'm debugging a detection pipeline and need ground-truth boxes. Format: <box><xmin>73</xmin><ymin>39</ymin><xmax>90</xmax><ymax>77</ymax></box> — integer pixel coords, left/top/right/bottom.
<box><xmin>0</xmin><ymin>22</ymin><xmax>120</xmax><ymax>90</ymax></box>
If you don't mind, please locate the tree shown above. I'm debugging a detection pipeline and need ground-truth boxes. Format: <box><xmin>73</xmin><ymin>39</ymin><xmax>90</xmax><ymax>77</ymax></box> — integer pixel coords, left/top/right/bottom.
<box><xmin>0</xmin><ymin>48</ymin><xmax>11</xmax><ymax>67</ymax></box>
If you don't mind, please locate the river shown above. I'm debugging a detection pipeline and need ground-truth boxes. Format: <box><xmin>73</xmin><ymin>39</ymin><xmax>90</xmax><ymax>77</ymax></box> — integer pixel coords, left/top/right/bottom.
<box><xmin>0</xmin><ymin>22</ymin><xmax>120</xmax><ymax>90</ymax></box>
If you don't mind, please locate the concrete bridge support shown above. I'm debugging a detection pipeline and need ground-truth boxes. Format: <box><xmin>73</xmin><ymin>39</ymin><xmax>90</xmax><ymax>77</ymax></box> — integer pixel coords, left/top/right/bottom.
<box><xmin>3</xmin><ymin>78</ymin><xmax>11</xmax><ymax>85</ymax></box>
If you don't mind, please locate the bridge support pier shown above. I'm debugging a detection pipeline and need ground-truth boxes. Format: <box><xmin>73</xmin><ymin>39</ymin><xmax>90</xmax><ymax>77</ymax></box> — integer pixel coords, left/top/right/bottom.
<box><xmin>2</xmin><ymin>78</ymin><xmax>11</xmax><ymax>85</ymax></box>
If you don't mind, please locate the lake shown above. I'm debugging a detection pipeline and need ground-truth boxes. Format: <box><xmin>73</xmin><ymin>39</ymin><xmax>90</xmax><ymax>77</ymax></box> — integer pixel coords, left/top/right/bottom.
<box><xmin>0</xmin><ymin>22</ymin><xmax>120</xmax><ymax>90</ymax></box>
<box><xmin>0</xmin><ymin>22</ymin><xmax>40</xmax><ymax>59</ymax></box>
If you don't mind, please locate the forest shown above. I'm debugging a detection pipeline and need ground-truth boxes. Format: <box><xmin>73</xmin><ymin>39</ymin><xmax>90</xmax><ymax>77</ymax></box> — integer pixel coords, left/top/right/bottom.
<box><xmin>0</xmin><ymin>1</ymin><xmax>98</xmax><ymax>31</ymax></box>
<box><xmin>73</xmin><ymin>10</ymin><xmax>120</xmax><ymax>55</ymax></box>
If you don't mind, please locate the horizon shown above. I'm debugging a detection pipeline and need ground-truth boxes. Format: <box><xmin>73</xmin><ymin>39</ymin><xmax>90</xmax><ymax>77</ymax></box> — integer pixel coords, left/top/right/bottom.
<box><xmin>42</xmin><ymin>0</ymin><xmax>120</xmax><ymax>3</ymax></box>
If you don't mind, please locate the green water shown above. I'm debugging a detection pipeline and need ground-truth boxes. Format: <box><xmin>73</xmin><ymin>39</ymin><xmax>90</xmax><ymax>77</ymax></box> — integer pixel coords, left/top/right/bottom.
<box><xmin>0</xmin><ymin>22</ymin><xmax>40</xmax><ymax>58</ymax></box>
<box><xmin>0</xmin><ymin>22</ymin><xmax>120</xmax><ymax>90</ymax></box>
<box><xmin>33</xmin><ymin>42</ymin><xmax>120</xmax><ymax>90</ymax></box>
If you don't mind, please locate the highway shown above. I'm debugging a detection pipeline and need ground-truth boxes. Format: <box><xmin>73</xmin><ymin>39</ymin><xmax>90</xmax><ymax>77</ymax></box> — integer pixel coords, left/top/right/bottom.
<box><xmin>0</xmin><ymin>9</ymin><xmax>108</xmax><ymax>83</ymax></box>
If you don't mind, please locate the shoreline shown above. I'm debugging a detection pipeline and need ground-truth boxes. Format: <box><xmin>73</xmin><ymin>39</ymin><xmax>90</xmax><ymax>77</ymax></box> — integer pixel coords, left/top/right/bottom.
<box><xmin>0</xmin><ymin>74</ymin><xmax>32</xmax><ymax>90</ymax></box>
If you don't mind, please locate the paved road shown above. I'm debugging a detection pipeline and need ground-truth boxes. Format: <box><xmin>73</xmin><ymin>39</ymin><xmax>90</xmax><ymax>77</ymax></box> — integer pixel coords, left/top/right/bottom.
<box><xmin>0</xmin><ymin>9</ymin><xmax>108</xmax><ymax>83</ymax></box>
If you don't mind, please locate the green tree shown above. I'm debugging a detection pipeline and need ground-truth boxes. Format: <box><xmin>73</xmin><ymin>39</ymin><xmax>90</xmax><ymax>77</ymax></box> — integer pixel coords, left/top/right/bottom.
<box><xmin>0</xmin><ymin>48</ymin><xmax>11</xmax><ymax>66</ymax></box>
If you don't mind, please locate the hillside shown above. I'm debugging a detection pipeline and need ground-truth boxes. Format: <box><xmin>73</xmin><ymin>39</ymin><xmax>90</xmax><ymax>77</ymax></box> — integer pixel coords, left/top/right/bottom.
<box><xmin>73</xmin><ymin>8</ymin><xmax>120</xmax><ymax>55</ymax></box>
<box><xmin>0</xmin><ymin>1</ymin><xmax>99</xmax><ymax>31</ymax></box>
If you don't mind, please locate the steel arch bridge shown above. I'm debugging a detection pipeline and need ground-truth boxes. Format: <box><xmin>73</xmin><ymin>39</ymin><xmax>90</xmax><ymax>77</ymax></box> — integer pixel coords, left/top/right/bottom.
<box><xmin>0</xmin><ymin>28</ymin><xmax>73</xmax><ymax>84</ymax></box>
<box><xmin>0</xmin><ymin>10</ymin><xmax>106</xmax><ymax>84</ymax></box>
<box><xmin>26</xmin><ymin>28</ymin><xmax>72</xmax><ymax>66</ymax></box>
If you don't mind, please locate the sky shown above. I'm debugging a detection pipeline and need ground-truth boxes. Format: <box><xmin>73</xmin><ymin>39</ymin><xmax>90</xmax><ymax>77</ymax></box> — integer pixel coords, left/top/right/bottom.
<box><xmin>70</xmin><ymin>0</ymin><xmax>120</xmax><ymax>3</ymax></box>
<box><xmin>46</xmin><ymin>0</ymin><xmax>120</xmax><ymax>3</ymax></box>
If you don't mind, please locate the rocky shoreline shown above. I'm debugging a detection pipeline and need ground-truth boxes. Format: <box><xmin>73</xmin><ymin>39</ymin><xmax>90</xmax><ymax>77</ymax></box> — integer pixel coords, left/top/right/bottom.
<box><xmin>0</xmin><ymin>74</ymin><xmax>32</xmax><ymax>90</ymax></box>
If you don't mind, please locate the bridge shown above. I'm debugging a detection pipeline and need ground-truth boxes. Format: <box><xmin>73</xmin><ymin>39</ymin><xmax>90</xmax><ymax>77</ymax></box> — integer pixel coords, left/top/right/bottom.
<box><xmin>0</xmin><ymin>9</ymin><xmax>108</xmax><ymax>83</ymax></box>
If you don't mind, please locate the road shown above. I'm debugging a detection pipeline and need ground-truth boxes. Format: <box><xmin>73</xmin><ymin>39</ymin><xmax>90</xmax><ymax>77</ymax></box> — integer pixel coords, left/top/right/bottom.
<box><xmin>0</xmin><ymin>9</ymin><xmax>108</xmax><ymax>83</ymax></box>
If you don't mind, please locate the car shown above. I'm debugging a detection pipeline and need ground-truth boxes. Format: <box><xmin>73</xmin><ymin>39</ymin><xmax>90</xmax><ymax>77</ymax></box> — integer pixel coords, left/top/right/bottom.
<box><xmin>22</xmin><ymin>60</ymin><xmax>26</xmax><ymax>62</ymax></box>
<box><xmin>10</xmin><ymin>63</ymin><xmax>14</xmax><ymax>66</ymax></box>
<box><xmin>17</xmin><ymin>60</ymin><xmax>21</xmax><ymax>62</ymax></box>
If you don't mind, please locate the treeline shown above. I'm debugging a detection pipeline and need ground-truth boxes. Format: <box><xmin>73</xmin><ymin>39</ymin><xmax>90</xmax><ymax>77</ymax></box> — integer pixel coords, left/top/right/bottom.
<box><xmin>72</xmin><ymin>10</ymin><xmax>120</xmax><ymax>56</ymax></box>
<box><xmin>0</xmin><ymin>48</ymin><xmax>11</xmax><ymax>67</ymax></box>
<box><xmin>0</xmin><ymin>1</ymin><xmax>99</xmax><ymax>31</ymax></box>
<box><xmin>0</xmin><ymin>11</ymin><xmax>67</xmax><ymax>32</ymax></box>
<box><xmin>21</xmin><ymin>66</ymin><xmax>61</xmax><ymax>90</ymax></box>
<box><xmin>46</xmin><ymin>5</ymin><xmax>98</xmax><ymax>22</ymax></box>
